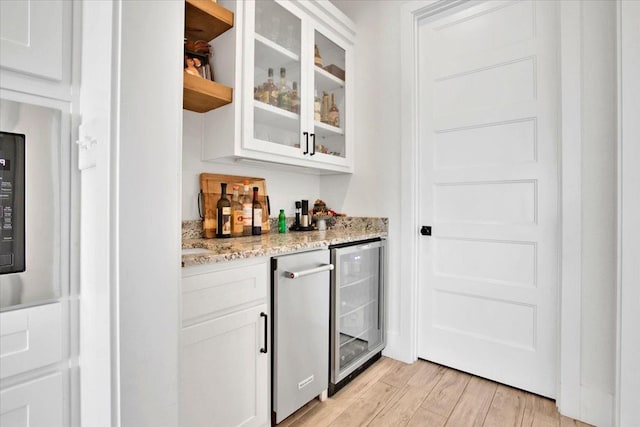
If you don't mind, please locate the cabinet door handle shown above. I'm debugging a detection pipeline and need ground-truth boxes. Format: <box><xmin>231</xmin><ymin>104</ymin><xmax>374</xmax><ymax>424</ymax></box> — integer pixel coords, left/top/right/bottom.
<box><xmin>303</xmin><ymin>131</ymin><xmax>309</xmax><ymax>155</ymax></box>
<box><xmin>310</xmin><ymin>133</ymin><xmax>316</xmax><ymax>156</ymax></box>
<box><xmin>260</xmin><ymin>312</ymin><xmax>268</xmax><ymax>353</ymax></box>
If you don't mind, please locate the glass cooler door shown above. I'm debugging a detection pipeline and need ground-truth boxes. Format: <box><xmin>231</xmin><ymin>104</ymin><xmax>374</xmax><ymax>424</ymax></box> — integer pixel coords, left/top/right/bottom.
<box><xmin>332</xmin><ymin>239</ymin><xmax>385</xmax><ymax>382</ymax></box>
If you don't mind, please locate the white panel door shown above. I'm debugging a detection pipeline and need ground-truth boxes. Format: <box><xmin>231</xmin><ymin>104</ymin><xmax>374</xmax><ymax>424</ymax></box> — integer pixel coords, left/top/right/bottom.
<box><xmin>417</xmin><ymin>1</ymin><xmax>559</xmax><ymax>397</ymax></box>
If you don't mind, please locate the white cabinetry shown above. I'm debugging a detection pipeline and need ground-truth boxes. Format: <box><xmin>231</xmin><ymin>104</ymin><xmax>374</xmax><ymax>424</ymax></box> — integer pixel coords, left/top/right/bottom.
<box><xmin>0</xmin><ymin>303</ymin><xmax>64</xmax><ymax>427</ymax></box>
<box><xmin>204</xmin><ymin>0</ymin><xmax>356</xmax><ymax>174</ymax></box>
<box><xmin>181</xmin><ymin>258</ymin><xmax>270</xmax><ymax>427</ymax></box>
<box><xmin>0</xmin><ymin>0</ymin><xmax>73</xmax><ymax>100</ymax></box>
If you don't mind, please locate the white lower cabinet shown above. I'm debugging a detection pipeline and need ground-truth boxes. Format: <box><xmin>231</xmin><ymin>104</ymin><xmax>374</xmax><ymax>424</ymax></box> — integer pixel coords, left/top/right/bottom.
<box><xmin>181</xmin><ymin>258</ymin><xmax>270</xmax><ymax>427</ymax></box>
<box><xmin>0</xmin><ymin>372</ymin><xmax>63</xmax><ymax>427</ymax></box>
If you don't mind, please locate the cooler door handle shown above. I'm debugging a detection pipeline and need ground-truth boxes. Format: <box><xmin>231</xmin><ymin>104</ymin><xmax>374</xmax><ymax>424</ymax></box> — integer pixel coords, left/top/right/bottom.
<box><xmin>285</xmin><ymin>264</ymin><xmax>334</xmax><ymax>279</ymax></box>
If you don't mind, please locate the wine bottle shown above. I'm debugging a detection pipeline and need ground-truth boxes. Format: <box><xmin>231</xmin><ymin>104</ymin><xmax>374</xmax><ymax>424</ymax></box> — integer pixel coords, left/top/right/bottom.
<box><xmin>314</xmin><ymin>89</ymin><xmax>322</xmax><ymax>122</ymax></box>
<box><xmin>241</xmin><ymin>181</ymin><xmax>252</xmax><ymax>236</ymax></box>
<box><xmin>328</xmin><ymin>93</ymin><xmax>340</xmax><ymax>127</ymax></box>
<box><xmin>216</xmin><ymin>183</ymin><xmax>231</xmax><ymax>238</ymax></box>
<box><xmin>252</xmin><ymin>187</ymin><xmax>263</xmax><ymax>235</ymax></box>
<box><xmin>231</xmin><ymin>185</ymin><xmax>243</xmax><ymax>237</ymax></box>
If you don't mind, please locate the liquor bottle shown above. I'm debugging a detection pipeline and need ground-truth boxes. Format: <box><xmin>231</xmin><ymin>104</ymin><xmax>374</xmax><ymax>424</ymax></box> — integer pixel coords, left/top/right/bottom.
<box><xmin>301</xmin><ymin>200</ymin><xmax>309</xmax><ymax>227</ymax></box>
<box><xmin>231</xmin><ymin>185</ymin><xmax>243</xmax><ymax>237</ymax></box>
<box><xmin>321</xmin><ymin>91</ymin><xmax>330</xmax><ymax>123</ymax></box>
<box><xmin>314</xmin><ymin>89</ymin><xmax>322</xmax><ymax>122</ymax></box>
<box><xmin>278</xmin><ymin>209</ymin><xmax>286</xmax><ymax>233</ymax></box>
<box><xmin>252</xmin><ymin>187</ymin><xmax>263</xmax><ymax>235</ymax></box>
<box><xmin>314</xmin><ymin>44</ymin><xmax>323</xmax><ymax>67</ymax></box>
<box><xmin>328</xmin><ymin>93</ymin><xmax>340</xmax><ymax>127</ymax></box>
<box><xmin>241</xmin><ymin>181</ymin><xmax>252</xmax><ymax>236</ymax></box>
<box><xmin>216</xmin><ymin>183</ymin><xmax>231</xmax><ymax>238</ymax></box>
<box><xmin>266</xmin><ymin>68</ymin><xmax>278</xmax><ymax>106</ymax></box>
<box><xmin>290</xmin><ymin>81</ymin><xmax>299</xmax><ymax>114</ymax></box>
<box><xmin>277</xmin><ymin>67</ymin><xmax>291</xmax><ymax>111</ymax></box>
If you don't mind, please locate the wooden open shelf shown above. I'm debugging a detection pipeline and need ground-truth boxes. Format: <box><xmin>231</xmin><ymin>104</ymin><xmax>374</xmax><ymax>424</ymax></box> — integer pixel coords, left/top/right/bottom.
<box><xmin>183</xmin><ymin>0</ymin><xmax>234</xmax><ymax>113</ymax></box>
<box><xmin>185</xmin><ymin>0</ymin><xmax>234</xmax><ymax>41</ymax></box>
<box><xmin>183</xmin><ymin>72</ymin><xmax>233</xmax><ymax>113</ymax></box>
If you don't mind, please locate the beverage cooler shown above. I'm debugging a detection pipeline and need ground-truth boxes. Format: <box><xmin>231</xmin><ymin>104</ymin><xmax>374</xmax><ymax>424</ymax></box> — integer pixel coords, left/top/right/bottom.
<box><xmin>329</xmin><ymin>238</ymin><xmax>386</xmax><ymax>395</ymax></box>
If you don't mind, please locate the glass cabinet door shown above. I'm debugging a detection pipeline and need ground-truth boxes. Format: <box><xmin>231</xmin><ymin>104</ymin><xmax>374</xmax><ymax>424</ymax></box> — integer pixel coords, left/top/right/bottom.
<box><xmin>251</xmin><ymin>0</ymin><xmax>303</xmax><ymax>155</ymax></box>
<box><xmin>312</xmin><ymin>29</ymin><xmax>347</xmax><ymax>162</ymax></box>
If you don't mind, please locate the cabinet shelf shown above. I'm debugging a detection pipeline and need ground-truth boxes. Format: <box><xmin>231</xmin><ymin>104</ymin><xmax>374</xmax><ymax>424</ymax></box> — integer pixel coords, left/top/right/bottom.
<box><xmin>255</xmin><ymin>33</ymin><xmax>300</xmax><ymax>70</ymax></box>
<box><xmin>185</xmin><ymin>0</ymin><xmax>234</xmax><ymax>41</ymax></box>
<box><xmin>315</xmin><ymin>66</ymin><xmax>344</xmax><ymax>91</ymax></box>
<box><xmin>254</xmin><ymin>100</ymin><xmax>299</xmax><ymax>130</ymax></box>
<box><xmin>183</xmin><ymin>72</ymin><xmax>233</xmax><ymax>113</ymax></box>
<box><xmin>315</xmin><ymin>120</ymin><xmax>344</xmax><ymax>137</ymax></box>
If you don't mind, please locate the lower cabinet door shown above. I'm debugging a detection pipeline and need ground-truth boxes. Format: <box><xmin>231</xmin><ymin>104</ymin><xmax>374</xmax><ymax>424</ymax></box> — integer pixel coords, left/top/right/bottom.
<box><xmin>0</xmin><ymin>372</ymin><xmax>63</xmax><ymax>427</ymax></box>
<box><xmin>181</xmin><ymin>304</ymin><xmax>269</xmax><ymax>427</ymax></box>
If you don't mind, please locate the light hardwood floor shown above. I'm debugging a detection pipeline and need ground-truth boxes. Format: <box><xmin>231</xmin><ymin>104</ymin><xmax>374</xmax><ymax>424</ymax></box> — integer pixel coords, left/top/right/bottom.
<box><xmin>278</xmin><ymin>357</ymin><xmax>592</xmax><ymax>427</ymax></box>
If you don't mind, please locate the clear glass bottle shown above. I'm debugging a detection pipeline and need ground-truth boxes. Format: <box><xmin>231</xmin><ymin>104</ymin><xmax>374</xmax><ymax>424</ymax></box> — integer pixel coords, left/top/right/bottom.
<box><xmin>290</xmin><ymin>81</ymin><xmax>299</xmax><ymax>114</ymax></box>
<box><xmin>321</xmin><ymin>91</ymin><xmax>330</xmax><ymax>123</ymax></box>
<box><xmin>314</xmin><ymin>44</ymin><xmax>323</xmax><ymax>67</ymax></box>
<box><xmin>266</xmin><ymin>68</ymin><xmax>278</xmax><ymax>106</ymax></box>
<box><xmin>277</xmin><ymin>67</ymin><xmax>291</xmax><ymax>111</ymax></box>
<box><xmin>231</xmin><ymin>185</ymin><xmax>243</xmax><ymax>237</ymax></box>
<box><xmin>252</xmin><ymin>187</ymin><xmax>263</xmax><ymax>235</ymax></box>
<box><xmin>241</xmin><ymin>181</ymin><xmax>253</xmax><ymax>236</ymax></box>
<box><xmin>328</xmin><ymin>93</ymin><xmax>340</xmax><ymax>128</ymax></box>
<box><xmin>216</xmin><ymin>183</ymin><xmax>231</xmax><ymax>238</ymax></box>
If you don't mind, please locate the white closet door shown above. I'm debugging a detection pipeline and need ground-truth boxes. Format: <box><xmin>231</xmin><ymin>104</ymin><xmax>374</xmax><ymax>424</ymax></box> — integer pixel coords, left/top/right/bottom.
<box><xmin>417</xmin><ymin>0</ymin><xmax>559</xmax><ymax>397</ymax></box>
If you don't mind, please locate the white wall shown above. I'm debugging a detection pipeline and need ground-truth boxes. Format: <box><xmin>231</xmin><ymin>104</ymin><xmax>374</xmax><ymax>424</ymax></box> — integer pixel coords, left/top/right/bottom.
<box><xmin>114</xmin><ymin>1</ymin><xmax>183</xmax><ymax>425</ymax></box>
<box><xmin>578</xmin><ymin>2</ymin><xmax>618</xmax><ymax>423</ymax></box>
<box><xmin>182</xmin><ymin>111</ymin><xmax>321</xmax><ymax>220</ymax></box>
<box><xmin>617</xmin><ymin>1</ymin><xmax>640</xmax><ymax>424</ymax></box>
<box><xmin>322</xmin><ymin>0</ymin><xmax>404</xmax><ymax>360</ymax></box>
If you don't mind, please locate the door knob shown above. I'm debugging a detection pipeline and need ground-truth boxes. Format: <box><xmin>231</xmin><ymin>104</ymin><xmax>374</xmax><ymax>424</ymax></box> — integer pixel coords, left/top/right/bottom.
<box><xmin>420</xmin><ymin>226</ymin><xmax>432</xmax><ymax>236</ymax></box>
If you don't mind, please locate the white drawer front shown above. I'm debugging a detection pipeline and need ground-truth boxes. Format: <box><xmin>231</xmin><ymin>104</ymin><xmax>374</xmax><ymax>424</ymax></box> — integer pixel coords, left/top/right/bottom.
<box><xmin>0</xmin><ymin>303</ymin><xmax>62</xmax><ymax>379</ymax></box>
<box><xmin>0</xmin><ymin>372</ymin><xmax>63</xmax><ymax>427</ymax></box>
<box><xmin>182</xmin><ymin>261</ymin><xmax>268</xmax><ymax>323</ymax></box>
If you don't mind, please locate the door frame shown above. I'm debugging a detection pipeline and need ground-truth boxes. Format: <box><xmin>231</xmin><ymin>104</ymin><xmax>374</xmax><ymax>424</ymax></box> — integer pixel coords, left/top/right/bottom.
<box><xmin>399</xmin><ymin>0</ymin><xmax>581</xmax><ymax>416</ymax></box>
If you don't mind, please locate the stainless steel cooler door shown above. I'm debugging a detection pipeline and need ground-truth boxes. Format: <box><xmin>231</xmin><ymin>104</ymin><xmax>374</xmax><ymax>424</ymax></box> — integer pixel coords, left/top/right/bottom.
<box><xmin>331</xmin><ymin>240</ymin><xmax>385</xmax><ymax>384</ymax></box>
<box><xmin>273</xmin><ymin>249</ymin><xmax>331</xmax><ymax>424</ymax></box>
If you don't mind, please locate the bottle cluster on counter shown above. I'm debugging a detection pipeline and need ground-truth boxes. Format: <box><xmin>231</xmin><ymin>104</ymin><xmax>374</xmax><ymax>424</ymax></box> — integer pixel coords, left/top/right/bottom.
<box><xmin>216</xmin><ymin>181</ymin><xmax>263</xmax><ymax>238</ymax></box>
<box><xmin>254</xmin><ymin>67</ymin><xmax>299</xmax><ymax>114</ymax></box>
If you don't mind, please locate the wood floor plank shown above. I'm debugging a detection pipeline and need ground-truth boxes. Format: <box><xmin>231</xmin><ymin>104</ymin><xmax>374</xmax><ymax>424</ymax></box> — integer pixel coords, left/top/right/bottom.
<box><xmin>328</xmin><ymin>381</ymin><xmax>398</xmax><ymax>427</ymax></box>
<box><xmin>521</xmin><ymin>394</ymin><xmax>560</xmax><ymax>427</ymax></box>
<box><xmin>421</xmin><ymin>367</ymin><xmax>471</xmax><ymax>418</ymax></box>
<box><xmin>369</xmin><ymin>384</ymin><xmax>430</xmax><ymax>427</ymax></box>
<box><xmin>446</xmin><ymin>376</ymin><xmax>497</xmax><ymax>427</ymax></box>
<box><xmin>560</xmin><ymin>416</ymin><xmax>593</xmax><ymax>427</ymax></box>
<box><xmin>483</xmin><ymin>384</ymin><xmax>527</xmax><ymax>427</ymax></box>
<box><xmin>406</xmin><ymin>407</ymin><xmax>447</xmax><ymax>427</ymax></box>
<box><xmin>338</xmin><ymin>356</ymin><xmax>397</xmax><ymax>399</ymax></box>
<box><xmin>407</xmin><ymin>359</ymin><xmax>445</xmax><ymax>389</ymax></box>
<box><xmin>380</xmin><ymin>359</ymin><xmax>424</xmax><ymax>389</ymax></box>
<box><xmin>278</xmin><ymin>399</ymin><xmax>320</xmax><ymax>426</ymax></box>
<box><xmin>282</xmin><ymin>358</ymin><xmax>586</xmax><ymax>427</ymax></box>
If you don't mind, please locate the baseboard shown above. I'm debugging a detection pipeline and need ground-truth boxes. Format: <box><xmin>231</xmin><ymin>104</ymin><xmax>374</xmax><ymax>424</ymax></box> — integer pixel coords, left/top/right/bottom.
<box><xmin>581</xmin><ymin>385</ymin><xmax>614</xmax><ymax>427</ymax></box>
<box><xmin>382</xmin><ymin>331</ymin><xmax>414</xmax><ymax>364</ymax></box>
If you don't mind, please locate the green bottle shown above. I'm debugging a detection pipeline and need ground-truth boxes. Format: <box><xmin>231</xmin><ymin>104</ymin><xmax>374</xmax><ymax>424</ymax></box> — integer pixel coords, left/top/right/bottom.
<box><xmin>278</xmin><ymin>209</ymin><xmax>286</xmax><ymax>233</ymax></box>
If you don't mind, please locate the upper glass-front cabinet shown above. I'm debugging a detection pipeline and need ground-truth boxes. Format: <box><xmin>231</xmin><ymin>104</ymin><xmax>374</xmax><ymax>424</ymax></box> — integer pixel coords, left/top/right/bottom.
<box><xmin>240</xmin><ymin>0</ymin><xmax>354</xmax><ymax>172</ymax></box>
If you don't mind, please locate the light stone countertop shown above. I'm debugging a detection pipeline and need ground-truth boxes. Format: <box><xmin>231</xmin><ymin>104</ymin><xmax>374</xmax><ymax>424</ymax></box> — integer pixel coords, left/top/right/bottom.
<box><xmin>181</xmin><ymin>217</ymin><xmax>387</xmax><ymax>267</ymax></box>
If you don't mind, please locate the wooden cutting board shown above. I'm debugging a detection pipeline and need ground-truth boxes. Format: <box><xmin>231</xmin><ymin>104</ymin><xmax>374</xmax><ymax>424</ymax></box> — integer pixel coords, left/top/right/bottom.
<box><xmin>199</xmin><ymin>173</ymin><xmax>270</xmax><ymax>238</ymax></box>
